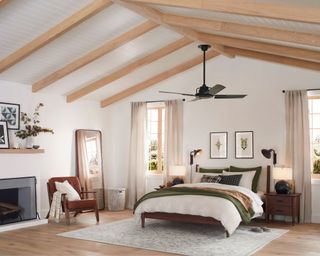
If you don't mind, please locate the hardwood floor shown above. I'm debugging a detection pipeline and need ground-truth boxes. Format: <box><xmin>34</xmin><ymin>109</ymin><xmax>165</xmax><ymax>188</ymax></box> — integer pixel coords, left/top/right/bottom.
<box><xmin>0</xmin><ymin>210</ymin><xmax>319</xmax><ymax>255</ymax></box>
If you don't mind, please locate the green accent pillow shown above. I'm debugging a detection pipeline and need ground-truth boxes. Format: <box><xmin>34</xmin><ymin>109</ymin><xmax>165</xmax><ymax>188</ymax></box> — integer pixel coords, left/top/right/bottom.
<box><xmin>229</xmin><ymin>166</ymin><xmax>262</xmax><ymax>192</ymax></box>
<box><xmin>219</xmin><ymin>174</ymin><xmax>243</xmax><ymax>186</ymax></box>
<box><xmin>199</xmin><ymin>167</ymin><xmax>229</xmax><ymax>173</ymax></box>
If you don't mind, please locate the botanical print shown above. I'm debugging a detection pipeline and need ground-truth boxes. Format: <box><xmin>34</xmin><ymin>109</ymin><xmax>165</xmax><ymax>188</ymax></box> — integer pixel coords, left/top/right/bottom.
<box><xmin>215</xmin><ymin>139</ymin><xmax>222</xmax><ymax>151</ymax></box>
<box><xmin>240</xmin><ymin>138</ymin><xmax>248</xmax><ymax>150</ymax></box>
<box><xmin>0</xmin><ymin>102</ymin><xmax>20</xmax><ymax>130</ymax></box>
<box><xmin>235</xmin><ymin>131</ymin><xmax>253</xmax><ymax>159</ymax></box>
<box><xmin>210</xmin><ymin>132</ymin><xmax>227</xmax><ymax>159</ymax></box>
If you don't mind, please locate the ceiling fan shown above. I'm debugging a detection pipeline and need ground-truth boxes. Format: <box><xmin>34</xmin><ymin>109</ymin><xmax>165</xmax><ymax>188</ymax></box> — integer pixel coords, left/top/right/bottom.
<box><xmin>159</xmin><ymin>44</ymin><xmax>247</xmax><ymax>101</ymax></box>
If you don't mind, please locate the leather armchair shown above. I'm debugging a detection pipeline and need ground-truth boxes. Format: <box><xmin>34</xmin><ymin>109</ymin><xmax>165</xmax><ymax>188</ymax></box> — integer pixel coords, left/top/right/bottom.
<box><xmin>47</xmin><ymin>176</ymin><xmax>99</xmax><ymax>224</ymax></box>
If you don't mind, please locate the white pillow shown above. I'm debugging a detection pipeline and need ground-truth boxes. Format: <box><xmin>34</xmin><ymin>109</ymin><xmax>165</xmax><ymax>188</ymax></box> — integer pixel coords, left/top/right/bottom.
<box><xmin>55</xmin><ymin>180</ymin><xmax>81</xmax><ymax>201</ymax></box>
<box><xmin>192</xmin><ymin>172</ymin><xmax>220</xmax><ymax>183</ymax></box>
<box><xmin>222</xmin><ymin>170</ymin><xmax>256</xmax><ymax>190</ymax></box>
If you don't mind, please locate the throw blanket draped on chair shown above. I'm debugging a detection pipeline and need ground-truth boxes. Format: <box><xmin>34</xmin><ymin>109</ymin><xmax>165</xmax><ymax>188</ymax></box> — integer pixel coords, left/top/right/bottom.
<box><xmin>49</xmin><ymin>191</ymin><xmax>63</xmax><ymax>223</ymax></box>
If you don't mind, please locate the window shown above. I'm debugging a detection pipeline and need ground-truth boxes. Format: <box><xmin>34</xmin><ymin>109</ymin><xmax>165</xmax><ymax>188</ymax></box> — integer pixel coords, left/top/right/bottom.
<box><xmin>146</xmin><ymin>103</ymin><xmax>165</xmax><ymax>173</ymax></box>
<box><xmin>308</xmin><ymin>97</ymin><xmax>320</xmax><ymax>174</ymax></box>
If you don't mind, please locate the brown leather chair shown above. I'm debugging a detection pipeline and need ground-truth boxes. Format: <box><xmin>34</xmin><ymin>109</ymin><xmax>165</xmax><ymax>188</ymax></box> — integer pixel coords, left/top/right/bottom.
<box><xmin>47</xmin><ymin>176</ymin><xmax>99</xmax><ymax>224</ymax></box>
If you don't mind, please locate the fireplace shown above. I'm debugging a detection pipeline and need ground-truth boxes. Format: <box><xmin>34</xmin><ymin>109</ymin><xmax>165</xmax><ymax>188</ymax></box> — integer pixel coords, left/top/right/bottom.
<box><xmin>0</xmin><ymin>176</ymin><xmax>37</xmax><ymax>225</ymax></box>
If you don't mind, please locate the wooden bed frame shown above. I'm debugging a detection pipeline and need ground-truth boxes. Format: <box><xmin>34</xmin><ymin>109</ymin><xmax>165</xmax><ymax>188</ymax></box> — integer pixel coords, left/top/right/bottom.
<box><xmin>140</xmin><ymin>166</ymin><xmax>271</xmax><ymax>238</ymax></box>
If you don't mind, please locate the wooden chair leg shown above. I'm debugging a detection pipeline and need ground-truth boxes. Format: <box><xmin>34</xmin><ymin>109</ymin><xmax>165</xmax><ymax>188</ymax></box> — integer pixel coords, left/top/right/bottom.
<box><xmin>95</xmin><ymin>206</ymin><xmax>99</xmax><ymax>222</ymax></box>
<box><xmin>63</xmin><ymin>199</ymin><xmax>70</xmax><ymax>225</ymax></box>
<box><xmin>141</xmin><ymin>213</ymin><xmax>145</xmax><ymax>228</ymax></box>
<box><xmin>65</xmin><ymin>208</ymin><xmax>70</xmax><ymax>225</ymax></box>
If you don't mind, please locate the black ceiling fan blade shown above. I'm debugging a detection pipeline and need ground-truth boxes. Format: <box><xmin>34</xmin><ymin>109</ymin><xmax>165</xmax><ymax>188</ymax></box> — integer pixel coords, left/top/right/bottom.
<box><xmin>209</xmin><ymin>84</ymin><xmax>226</xmax><ymax>95</ymax></box>
<box><xmin>159</xmin><ymin>91</ymin><xmax>195</xmax><ymax>96</ymax></box>
<box><xmin>215</xmin><ymin>94</ymin><xmax>247</xmax><ymax>99</ymax></box>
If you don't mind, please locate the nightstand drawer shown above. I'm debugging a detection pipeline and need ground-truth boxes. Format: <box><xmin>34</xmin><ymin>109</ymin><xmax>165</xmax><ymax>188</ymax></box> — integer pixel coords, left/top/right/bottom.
<box><xmin>267</xmin><ymin>196</ymin><xmax>291</xmax><ymax>206</ymax></box>
<box><xmin>269</xmin><ymin>206</ymin><xmax>291</xmax><ymax>215</ymax></box>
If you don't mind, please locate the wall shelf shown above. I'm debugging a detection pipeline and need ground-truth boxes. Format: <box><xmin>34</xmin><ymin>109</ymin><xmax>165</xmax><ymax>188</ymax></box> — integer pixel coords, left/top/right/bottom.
<box><xmin>0</xmin><ymin>149</ymin><xmax>45</xmax><ymax>154</ymax></box>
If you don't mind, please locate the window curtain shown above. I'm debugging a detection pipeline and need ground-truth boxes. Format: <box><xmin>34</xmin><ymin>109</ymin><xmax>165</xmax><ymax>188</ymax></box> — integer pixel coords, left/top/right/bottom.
<box><xmin>126</xmin><ymin>102</ymin><xmax>147</xmax><ymax>209</ymax></box>
<box><xmin>164</xmin><ymin>100</ymin><xmax>183</xmax><ymax>183</ymax></box>
<box><xmin>285</xmin><ymin>90</ymin><xmax>312</xmax><ymax>223</ymax></box>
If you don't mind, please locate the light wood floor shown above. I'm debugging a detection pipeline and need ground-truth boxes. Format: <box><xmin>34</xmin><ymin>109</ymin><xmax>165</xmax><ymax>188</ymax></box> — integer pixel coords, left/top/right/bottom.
<box><xmin>0</xmin><ymin>210</ymin><xmax>319</xmax><ymax>256</ymax></box>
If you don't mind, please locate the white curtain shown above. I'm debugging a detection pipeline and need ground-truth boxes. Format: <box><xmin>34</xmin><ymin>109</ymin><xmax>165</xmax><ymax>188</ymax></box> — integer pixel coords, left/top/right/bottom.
<box><xmin>164</xmin><ymin>100</ymin><xmax>183</xmax><ymax>183</ymax></box>
<box><xmin>126</xmin><ymin>102</ymin><xmax>147</xmax><ymax>209</ymax></box>
<box><xmin>285</xmin><ymin>90</ymin><xmax>312</xmax><ymax>223</ymax></box>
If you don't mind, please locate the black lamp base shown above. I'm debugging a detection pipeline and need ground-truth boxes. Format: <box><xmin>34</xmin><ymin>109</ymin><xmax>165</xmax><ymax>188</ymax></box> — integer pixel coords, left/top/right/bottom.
<box><xmin>172</xmin><ymin>177</ymin><xmax>184</xmax><ymax>186</ymax></box>
<box><xmin>275</xmin><ymin>180</ymin><xmax>291</xmax><ymax>194</ymax></box>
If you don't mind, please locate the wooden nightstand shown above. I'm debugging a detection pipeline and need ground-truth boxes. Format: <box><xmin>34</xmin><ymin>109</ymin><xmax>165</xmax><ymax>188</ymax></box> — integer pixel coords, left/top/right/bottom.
<box><xmin>265</xmin><ymin>192</ymin><xmax>301</xmax><ymax>225</ymax></box>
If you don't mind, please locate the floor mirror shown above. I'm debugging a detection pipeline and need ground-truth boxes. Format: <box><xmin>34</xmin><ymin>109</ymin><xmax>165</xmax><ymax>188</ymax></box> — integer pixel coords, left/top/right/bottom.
<box><xmin>75</xmin><ymin>129</ymin><xmax>105</xmax><ymax>209</ymax></box>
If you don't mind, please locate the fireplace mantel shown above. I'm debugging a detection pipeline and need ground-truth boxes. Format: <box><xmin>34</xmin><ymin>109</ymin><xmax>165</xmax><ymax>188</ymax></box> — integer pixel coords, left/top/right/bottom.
<box><xmin>0</xmin><ymin>149</ymin><xmax>44</xmax><ymax>154</ymax></box>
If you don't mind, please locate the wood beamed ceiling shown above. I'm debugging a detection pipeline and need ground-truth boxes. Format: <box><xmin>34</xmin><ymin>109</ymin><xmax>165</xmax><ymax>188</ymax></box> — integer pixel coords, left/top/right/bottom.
<box><xmin>0</xmin><ymin>0</ymin><xmax>320</xmax><ymax>107</ymax></box>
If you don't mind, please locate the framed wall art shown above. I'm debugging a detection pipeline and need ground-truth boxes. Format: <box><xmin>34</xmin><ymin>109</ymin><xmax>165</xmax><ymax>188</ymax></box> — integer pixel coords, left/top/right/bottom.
<box><xmin>210</xmin><ymin>132</ymin><xmax>228</xmax><ymax>159</ymax></box>
<box><xmin>0</xmin><ymin>121</ymin><xmax>9</xmax><ymax>149</ymax></box>
<box><xmin>235</xmin><ymin>131</ymin><xmax>254</xmax><ymax>159</ymax></box>
<box><xmin>0</xmin><ymin>102</ymin><xmax>20</xmax><ymax>130</ymax></box>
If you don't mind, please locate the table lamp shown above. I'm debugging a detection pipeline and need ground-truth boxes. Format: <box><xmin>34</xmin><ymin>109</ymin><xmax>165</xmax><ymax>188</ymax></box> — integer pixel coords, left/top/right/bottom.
<box><xmin>169</xmin><ymin>165</ymin><xmax>186</xmax><ymax>186</ymax></box>
<box><xmin>272</xmin><ymin>167</ymin><xmax>293</xmax><ymax>194</ymax></box>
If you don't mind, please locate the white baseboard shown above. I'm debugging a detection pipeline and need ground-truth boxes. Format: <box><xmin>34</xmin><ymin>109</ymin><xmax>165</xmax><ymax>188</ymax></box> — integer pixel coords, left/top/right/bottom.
<box><xmin>312</xmin><ymin>215</ymin><xmax>320</xmax><ymax>223</ymax></box>
<box><xmin>0</xmin><ymin>219</ymin><xmax>48</xmax><ymax>232</ymax></box>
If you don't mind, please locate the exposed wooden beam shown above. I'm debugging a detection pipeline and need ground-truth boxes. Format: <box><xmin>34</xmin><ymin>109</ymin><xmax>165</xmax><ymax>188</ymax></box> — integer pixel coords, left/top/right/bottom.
<box><xmin>162</xmin><ymin>13</ymin><xmax>320</xmax><ymax>48</ymax></box>
<box><xmin>32</xmin><ymin>21</ymin><xmax>158</xmax><ymax>92</ymax></box>
<box><xmin>129</xmin><ymin>0</ymin><xmax>320</xmax><ymax>24</ymax></box>
<box><xmin>0</xmin><ymin>0</ymin><xmax>113</xmax><ymax>73</ymax></box>
<box><xmin>0</xmin><ymin>0</ymin><xmax>9</xmax><ymax>7</ymax></box>
<box><xmin>100</xmin><ymin>50</ymin><xmax>219</xmax><ymax>107</ymax></box>
<box><xmin>113</xmin><ymin>0</ymin><xmax>234</xmax><ymax>58</ymax></box>
<box><xmin>198</xmin><ymin>32</ymin><xmax>320</xmax><ymax>63</ymax></box>
<box><xmin>225</xmin><ymin>47</ymin><xmax>320</xmax><ymax>72</ymax></box>
<box><xmin>67</xmin><ymin>37</ymin><xmax>192</xmax><ymax>102</ymax></box>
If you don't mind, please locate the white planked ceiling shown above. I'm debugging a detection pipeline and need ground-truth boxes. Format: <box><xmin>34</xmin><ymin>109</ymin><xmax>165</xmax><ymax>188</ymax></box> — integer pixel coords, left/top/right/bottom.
<box><xmin>43</xmin><ymin>26</ymin><xmax>183</xmax><ymax>97</ymax></box>
<box><xmin>0</xmin><ymin>0</ymin><xmax>92</xmax><ymax>59</ymax></box>
<box><xmin>0</xmin><ymin>4</ymin><xmax>147</xmax><ymax>84</ymax></box>
<box><xmin>0</xmin><ymin>0</ymin><xmax>319</xmax><ymax>105</ymax></box>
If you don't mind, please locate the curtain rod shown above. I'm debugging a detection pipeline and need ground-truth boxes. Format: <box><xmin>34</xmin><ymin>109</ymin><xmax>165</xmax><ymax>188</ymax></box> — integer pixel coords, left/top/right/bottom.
<box><xmin>282</xmin><ymin>89</ymin><xmax>320</xmax><ymax>93</ymax></box>
<box><xmin>146</xmin><ymin>99</ymin><xmax>186</xmax><ymax>103</ymax></box>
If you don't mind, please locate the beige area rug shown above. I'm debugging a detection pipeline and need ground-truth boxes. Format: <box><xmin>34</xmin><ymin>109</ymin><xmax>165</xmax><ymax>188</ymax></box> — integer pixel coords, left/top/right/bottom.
<box><xmin>58</xmin><ymin>218</ymin><xmax>288</xmax><ymax>256</ymax></box>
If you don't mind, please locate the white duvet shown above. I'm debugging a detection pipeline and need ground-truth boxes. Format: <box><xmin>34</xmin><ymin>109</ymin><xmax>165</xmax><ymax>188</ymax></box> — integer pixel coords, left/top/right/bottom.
<box><xmin>134</xmin><ymin>182</ymin><xmax>264</xmax><ymax>235</ymax></box>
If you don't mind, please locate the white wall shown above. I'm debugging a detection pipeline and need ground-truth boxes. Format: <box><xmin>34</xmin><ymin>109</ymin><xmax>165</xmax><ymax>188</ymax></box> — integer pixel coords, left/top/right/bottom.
<box><xmin>0</xmin><ymin>80</ymin><xmax>104</xmax><ymax>216</ymax></box>
<box><xmin>102</xmin><ymin>56</ymin><xmax>320</xmax><ymax>219</ymax></box>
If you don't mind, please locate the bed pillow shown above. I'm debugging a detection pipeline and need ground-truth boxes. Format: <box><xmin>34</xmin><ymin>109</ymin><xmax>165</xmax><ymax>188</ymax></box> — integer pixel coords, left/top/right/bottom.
<box><xmin>193</xmin><ymin>172</ymin><xmax>219</xmax><ymax>183</ymax></box>
<box><xmin>200</xmin><ymin>175</ymin><xmax>222</xmax><ymax>183</ymax></box>
<box><xmin>219</xmin><ymin>174</ymin><xmax>242</xmax><ymax>186</ymax></box>
<box><xmin>229</xmin><ymin>166</ymin><xmax>262</xmax><ymax>192</ymax></box>
<box><xmin>55</xmin><ymin>180</ymin><xmax>81</xmax><ymax>201</ymax></box>
<box><xmin>222</xmin><ymin>170</ymin><xmax>256</xmax><ymax>191</ymax></box>
<box><xmin>199</xmin><ymin>167</ymin><xmax>229</xmax><ymax>173</ymax></box>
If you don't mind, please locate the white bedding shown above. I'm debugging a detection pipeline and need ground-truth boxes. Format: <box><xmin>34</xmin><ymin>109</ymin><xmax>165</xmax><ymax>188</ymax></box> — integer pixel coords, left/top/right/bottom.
<box><xmin>134</xmin><ymin>183</ymin><xmax>264</xmax><ymax>235</ymax></box>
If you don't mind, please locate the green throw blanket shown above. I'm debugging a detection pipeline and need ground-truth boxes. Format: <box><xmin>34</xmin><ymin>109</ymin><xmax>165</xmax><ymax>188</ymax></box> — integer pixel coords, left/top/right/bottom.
<box><xmin>134</xmin><ymin>187</ymin><xmax>254</xmax><ymax>224</ymax></box>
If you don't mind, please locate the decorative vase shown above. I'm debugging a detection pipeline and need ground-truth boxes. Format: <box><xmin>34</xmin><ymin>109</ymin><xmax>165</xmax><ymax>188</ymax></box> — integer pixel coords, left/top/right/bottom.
<box><xmin>25</xmin><ymin>137</ymin><xmax>34</xmax><ymax>149</ymax></box>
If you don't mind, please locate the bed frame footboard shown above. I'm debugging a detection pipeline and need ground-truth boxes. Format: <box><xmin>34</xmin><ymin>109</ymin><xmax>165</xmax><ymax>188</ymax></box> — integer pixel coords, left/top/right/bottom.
<box><xmin>141</xmin><ymin>212</ymin><xmax>229</xmax><ymax>237</ymax></box>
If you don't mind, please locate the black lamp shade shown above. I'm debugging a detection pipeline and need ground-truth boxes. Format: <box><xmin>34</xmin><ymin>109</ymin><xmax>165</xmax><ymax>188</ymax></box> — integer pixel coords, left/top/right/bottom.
<box><xmin>275</xmin><ymin>180</ymin><xmax>291</xmax><ymax>194</ymax></box>
<box><xmin>190</xmin><ymin>149</ymin><xmax>202</xmax><ymax>165</ymax></box>
<box><xmin>261</xmin><ymin>149</ymin><xmax>277</xmax><ymax>165</ymax></box>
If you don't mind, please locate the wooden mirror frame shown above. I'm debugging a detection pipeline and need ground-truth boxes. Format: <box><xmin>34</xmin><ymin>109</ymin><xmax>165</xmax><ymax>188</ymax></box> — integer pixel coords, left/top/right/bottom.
<box><xmin>75</xmin><ymin>129</ymin><xmax>105</xmax><ymax>210</ymax></box>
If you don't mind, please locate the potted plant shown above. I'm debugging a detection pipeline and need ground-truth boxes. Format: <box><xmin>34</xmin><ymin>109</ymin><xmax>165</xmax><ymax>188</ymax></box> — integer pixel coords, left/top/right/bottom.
<box><xmin>15</xmin><ymin>103</ymin><xmax>54</xmax><ymax>148</ymax></box>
